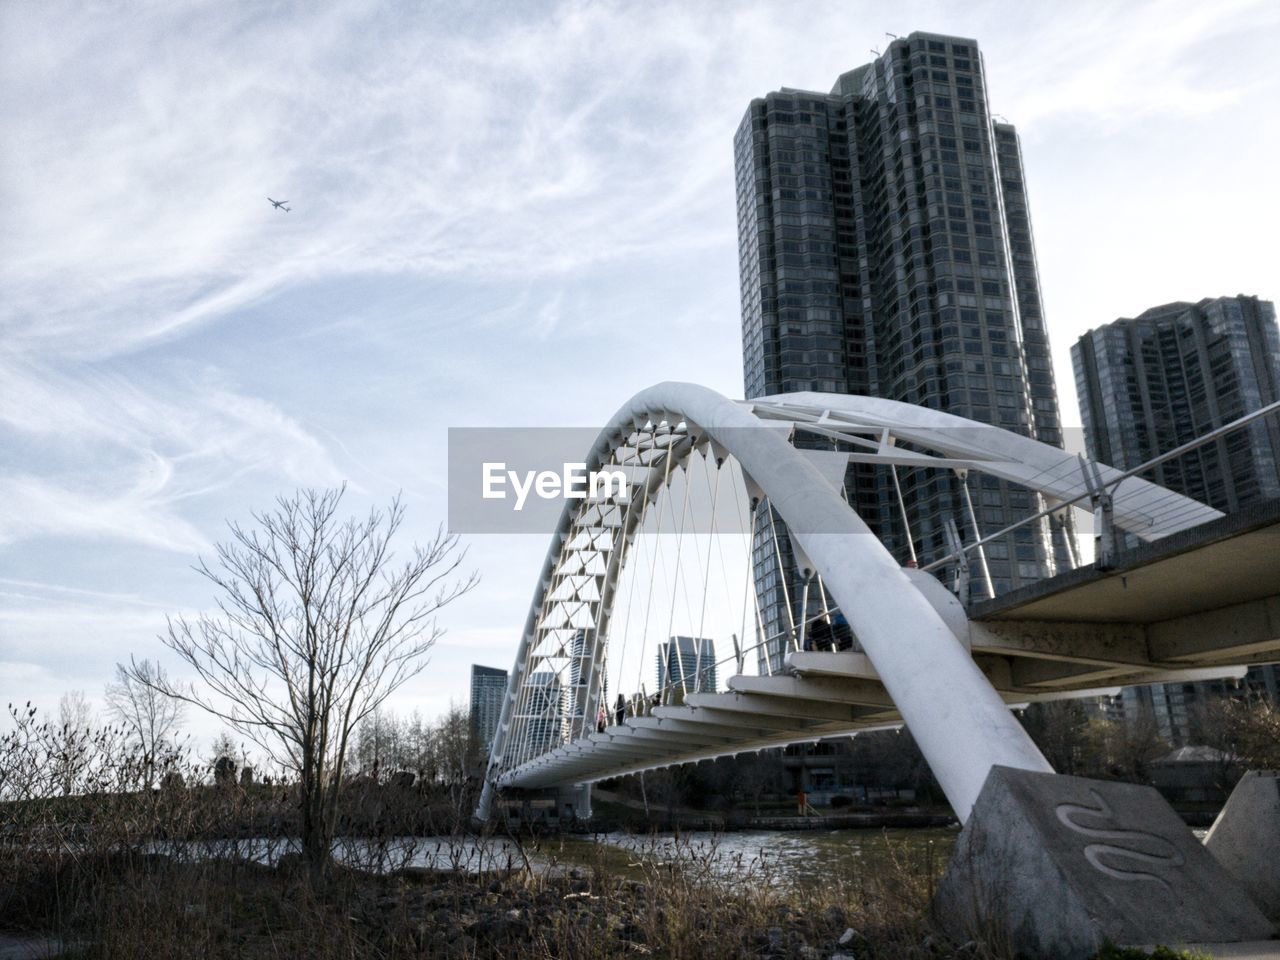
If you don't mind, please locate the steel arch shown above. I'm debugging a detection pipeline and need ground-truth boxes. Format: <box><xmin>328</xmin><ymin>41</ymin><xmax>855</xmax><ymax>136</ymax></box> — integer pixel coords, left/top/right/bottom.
<box><xmin>477</xmin><ymin>383</ymin><xmax>1219</xmax><ymax>823</ymax></box>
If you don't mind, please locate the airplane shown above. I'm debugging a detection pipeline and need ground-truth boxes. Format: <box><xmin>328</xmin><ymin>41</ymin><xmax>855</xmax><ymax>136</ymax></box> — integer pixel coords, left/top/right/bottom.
<box><xmin>268</xmin><ymin>198</ymin><xmax>291</xmax><ymax>212</ymax></box>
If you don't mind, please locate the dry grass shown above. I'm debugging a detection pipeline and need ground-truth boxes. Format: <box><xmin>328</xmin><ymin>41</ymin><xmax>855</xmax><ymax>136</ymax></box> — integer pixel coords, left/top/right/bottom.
<box><xmin>4</xmin><ymin>840</ymin><xmax>980</xmax><ymax>960</ymax></box>
<box><xmin>1</xmin><ymin>704</ymin><xmax>992</xmax><ymax>959</ymax></box>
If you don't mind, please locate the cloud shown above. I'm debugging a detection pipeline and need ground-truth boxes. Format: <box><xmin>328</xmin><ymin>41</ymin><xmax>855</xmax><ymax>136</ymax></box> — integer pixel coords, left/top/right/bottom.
<box><xmin>0</xmin><ymin>471</ymin><xmax>209</xmax><ymax>552</ymax></box>
<box><xmin>0</xmin><ymin>660</ymin><xmax>59</xmax><ymax>686</ymax></box>
<box><xmin>982</xmin><ymin>0</ymin><xmax>1280</xmax><ymax>130</ymax></box>
<box><xmin>3</xmin><ymin>0</ymin><xmax>1278</xmax><ymax>729</ymax></box>
<box><xmin>0</xmin><ymin>577</ymin><xmax>174</xmax><ymax>609</ymax></box>
<box><xmin>0</xmin><ymin>352</ymin><xmax>343</xmax><ymax>550</ymax></box>
<box><xmin>0</xmin><ymin>592</ymin><xmax>177</xmax><ymax>689</ymax></box>
<box><xmin>0</xmin><ymin>0</ymin><xmax>746</xmax><ymax>362</ymax></box>
<box><xmin>5</xmin><ymin>0</ymin><xmax>1279</xmax><ymax>366</ymax></box>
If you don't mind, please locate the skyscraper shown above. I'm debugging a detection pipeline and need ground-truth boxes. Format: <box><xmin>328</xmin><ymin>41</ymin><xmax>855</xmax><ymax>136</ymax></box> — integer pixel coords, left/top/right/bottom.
<box><xmin>567</xmin><ymin>628</ymin><xmax>606</xmax><ymax>734</ymax></box>
<box><xmin>735</xmin><ymin>31</ymin><xmax>1073</xmax><ymax>671</ymax></box>
<box><xmin>1072</xmin><ymin>294</ymin><xmax>1280</xmax><ymax>744</ymax></box>
<box><xmin>522</xmin><ymin>671</ymin><xmax>567</xmax><ymax>756</ymax></box>
<box><xmin>469</xmin><ymin>664</ymin><xmax>508</xmax><ymax>755</ymax></box>
<box><xmin>656</xmin><ymin>636</ymin><xmax>717</xmax><ymax>696</ymax></box>
<box><xmin>1073</xmin><ymin>296</ymin><xmax>1280</xmax><ymax>513</ymax></box>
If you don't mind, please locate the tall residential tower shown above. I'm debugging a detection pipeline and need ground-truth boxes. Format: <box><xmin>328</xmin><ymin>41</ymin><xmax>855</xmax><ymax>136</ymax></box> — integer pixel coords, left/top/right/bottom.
<box><xmin>469</xmin><ymin>664</ymin><xmax>508</xmax><ymax>755</ymax></box>
<box><xmin>1073</xmin><ymin>296</ymin><xmax>1280</xmax><ymax>513</ymax></box>
<box><xmin>1072</xmin><ymin>294</ymin><xmax>1280</xmax><ymax>744</ymax></box>
<box><xmin>735</xmin><ymin>31</ymin><xmax>1073</xmax><ymax>671</ymax></box>
<box><xmin>656</xmin><ymin>636</ymin><xmax>718</xmax><ymax>696</ymax></box>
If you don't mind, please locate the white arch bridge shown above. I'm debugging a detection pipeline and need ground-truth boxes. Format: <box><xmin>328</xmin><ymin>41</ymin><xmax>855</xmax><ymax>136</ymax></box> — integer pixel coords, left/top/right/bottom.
<box><xmin>476</xmin><ymin>382</ymin><xmax>1280</xmax><ymax>823</ymax></box>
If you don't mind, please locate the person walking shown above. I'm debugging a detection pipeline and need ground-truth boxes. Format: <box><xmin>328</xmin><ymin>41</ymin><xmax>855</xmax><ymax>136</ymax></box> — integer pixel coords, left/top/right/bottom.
<box><xmin>614</xmin><ymin>693</ymin><xmax>627</xmax><ymax>726</ymax></box>
<box><xmin>596</xmin><ymin>706</ymin><xmax>607</xmax><ymax>733</ymax></box>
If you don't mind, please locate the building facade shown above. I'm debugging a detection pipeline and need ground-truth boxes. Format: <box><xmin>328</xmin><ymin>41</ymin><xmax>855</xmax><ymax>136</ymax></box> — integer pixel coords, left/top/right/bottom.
<box><xmin>656</xmin><ymin>636</ymin><xmax>717</xmax><ymax>696</ymax></box>
<box><xmin>469</xmin><ymin>664</ymin><xmax>508</xmax><ymax>755</ymax></box>
<box><xmin>1073</xmin><ymin>296</ymin><xmax>1280</xmax><ymax>513</ymax></box>
<box><xmin>521</xmin><ymin>671</ymin><xmax>567</xmax><ymax>757</ymax></box>
<box><xmin>735</xmin><ymin>31</ymin><xmax>1073</xmax><ymax>671</ymax></box>
<box><xmin>1072</xmin><ymin>294</ymin><xmax>1280</xmax><ymax>744</ymax></box>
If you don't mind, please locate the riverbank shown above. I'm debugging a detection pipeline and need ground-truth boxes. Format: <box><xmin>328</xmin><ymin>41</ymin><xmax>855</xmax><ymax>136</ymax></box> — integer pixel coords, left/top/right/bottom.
<box><xmin>2</xmin><ymin>840</ymin><xmax>951</xmax><ymax>960</ymax></box>
<box><xmin>536</xmin><ymin>792</ymin><xmax>1221</xmax><ymax>836</ymax></box>
<box><xmin>4</xmin><ymin>831</ymin><xmax>1241</xmax><ymax>958</ymax></box>
<box><xmin>566</xmin><ymin>790</ymin><xmax>957</xmax><ymax>835</ymax></box>
<box><xmin>572</xmin><ymin>810</ymin><xmax>957</xmax><ymax>833</ymax></box>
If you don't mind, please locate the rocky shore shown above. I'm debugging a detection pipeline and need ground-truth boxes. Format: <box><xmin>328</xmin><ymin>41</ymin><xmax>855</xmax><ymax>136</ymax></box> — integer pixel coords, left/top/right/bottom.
<box><xmin>354</xmin><ymin>868</ymin><xmax>881</xmax><ymax>959</ymax></box>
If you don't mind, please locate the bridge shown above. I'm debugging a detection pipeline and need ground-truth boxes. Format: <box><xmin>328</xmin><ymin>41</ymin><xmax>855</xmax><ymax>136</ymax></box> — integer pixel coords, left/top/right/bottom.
<box><xmin>474</xmin><ymin>381</ymin><xmax>1280</xmax><ymax>950</ymax></box>
<box><xmin>477</xmin><ymin>382</ymin><xmax>1280</xmax><ymax>818</ymax></box>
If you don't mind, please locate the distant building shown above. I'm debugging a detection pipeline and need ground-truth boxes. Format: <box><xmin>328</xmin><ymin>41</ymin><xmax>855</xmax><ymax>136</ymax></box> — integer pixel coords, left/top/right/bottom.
<box><xmin>656</xmin><ymin>636</ymin><xmax>717</xmax><ymax>695</ymax></box>
<box><xmin>469</xmin><ymin>665</ymin><xmax>507</xmax><ymax>755</ymax></box>
<box><xmin>736</xmin><ymin>31</ymin><xmax>1074</xmax><ymax>672</ymax></box>
<box><xmin>1073</xmin><ymin>296</ymin><xmax>1280</xmax><ymax>513</ymax></box>
<box><xmin>1072</xmin><ymin>294</ymin><xmax>1280</xmax><ymax>744</ymax></box>
<box><xmin>567</xmin><ymin>628</ymin><xmax>606</xmax><ymax>735</ymax></box>
<box><xmin>521</xmin><ymin>671</ymin><xmax>567</xmax><ymax>757</ymax></box>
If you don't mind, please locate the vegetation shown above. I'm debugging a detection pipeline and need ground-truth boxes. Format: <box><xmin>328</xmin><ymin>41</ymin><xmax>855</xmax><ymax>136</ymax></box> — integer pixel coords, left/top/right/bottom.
<box><xmin>124</xmin><ymin>487</ymin><xmax>476</xmax><ymax>874</ymax></box>
<box><xmin>6</xmin><ymin>695</ymin><xmax>1277</xmax><ymax>958</ymax></box>
<box><xmin>1094</xmin><ymin>946</ymin><xmax>1212</xmax><ymax>960</ymax></box>
<box><xmin>1020</xmin><ymin>701</ymin><xmax>1168</xmax><ymax>782</ymax></box>
<box><xmin>0</xmin><ymin>702</ymin><xmax>961</xmax><ymax>960</ymax></box>
<box><xmin>104</xmin><ymin>660</ymin><xmax>185</xmax><ymax>789</ymax></box>
<box><xmin>604</xmin><ymin>729</ymin><xmax>945</xmax><ymax>819</ymax></box>
<box><xmin>1194</xmin><ymin>695</ymin><xmax>1280</xmax><ymax>773</ymax></box>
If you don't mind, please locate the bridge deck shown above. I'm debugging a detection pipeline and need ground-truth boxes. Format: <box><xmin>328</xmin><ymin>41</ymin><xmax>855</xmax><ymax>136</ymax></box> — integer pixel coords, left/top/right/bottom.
<box><xmin>972</xmin><ymin>498</ymin><xmax>1280</xmax><ymax>625</ymax></box>
<box><xmin>498</xmin><ymin>501</ymin><xmax>1280</xmax><ymax>791</ymax></box>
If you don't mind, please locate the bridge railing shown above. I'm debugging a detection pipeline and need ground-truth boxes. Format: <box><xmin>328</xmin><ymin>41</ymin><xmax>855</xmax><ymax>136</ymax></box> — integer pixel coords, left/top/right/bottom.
<box><xmin>922</xmin><ymin>399</ymin><xmax>1280</xmax><ymax>586</ymax></box>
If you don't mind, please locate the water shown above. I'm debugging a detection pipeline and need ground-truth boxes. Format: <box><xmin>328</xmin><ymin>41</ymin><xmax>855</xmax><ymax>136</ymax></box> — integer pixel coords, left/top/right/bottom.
<box><xmin>135</xmin><ymin>827</ymin><xmax>957</xmax><ymax>886</ymax></box>
<box><xmin>570</xmin><ymin>827</ymin><xmax>960</xmax><ymax>888</ymax></box>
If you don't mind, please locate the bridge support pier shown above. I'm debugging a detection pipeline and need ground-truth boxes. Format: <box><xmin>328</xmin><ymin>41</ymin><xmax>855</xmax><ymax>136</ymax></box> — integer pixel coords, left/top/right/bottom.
<box><xmin>1206</xmin><ymin>770</ymin><xmax>1280</xmax><ymax>921</ymax></box>
<box><xmin>933</xmin><ymin>766</ymin><xmax>1272</xmax><ymax>958</ymax></box>
<box><xmin>557</xmin><ymin>783</ymin><xmax>591</xmax><ymax>822</ymax></box>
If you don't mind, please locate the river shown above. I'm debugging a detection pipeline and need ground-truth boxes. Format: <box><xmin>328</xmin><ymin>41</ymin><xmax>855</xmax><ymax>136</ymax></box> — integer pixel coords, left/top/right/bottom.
<box><xmin>137</xmin><ymin>826</ymin><xmax>959</xmax><ymax>888</ymax></box>
<box><xmin>548</xmin><ymin>827</ymin><xmax>961</xmax><ymax>888</ymax></box>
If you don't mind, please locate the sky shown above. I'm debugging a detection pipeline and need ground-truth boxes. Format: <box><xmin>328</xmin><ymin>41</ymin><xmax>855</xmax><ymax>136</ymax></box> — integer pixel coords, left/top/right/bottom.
<box><xmin>2</xmin><ymin>0</ymin><xmax>1279</xmax><ymax>748</ymax></box>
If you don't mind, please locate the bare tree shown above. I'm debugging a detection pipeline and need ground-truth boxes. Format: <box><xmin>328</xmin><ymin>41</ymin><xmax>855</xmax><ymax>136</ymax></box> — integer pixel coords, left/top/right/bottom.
<box><xmin>1081</xmin><ymin>706</ymin><xmax>1167</xmax><ymax>783</ymax></box>
<box><xmin>208</xmin><ymin>730</ymin><xmax>240</xmax><ymax>763</ymax></box>
<box><xmin>55</xmin><ymin>691</ymin><xmax>92</xmax><ymax>795</ymax></box>
<box><xmin>104</xmin><ymin>660</ymin><xmax>185</xmax><ymax>787</ymax></box>
<box><xmin>433</xmin><ymin>702</ymin><xmax>476</xmax><ymax>814</ymax></box>
<box><xmin>1195</xmin><ymin>695</ymin><xmax>1280</xmax><ymax>782</ymax></box>
<box><xmin>353</xmin><ymin>708</ymin><xmax>404</xmax><ymax>777</ymax></box>
<box><xmin>58</xmin><ymin>690</ymin><xmax>91</xmax><ymax>729</ymax></box>
<box><xmin>1020</xmin><ymin>700</ymin><xmax>1089</xmax><ymax>776</ymax></box>
<box><xmin>129</xmin><ymin>487</ymin><xmax>476</xmax><ymax>873</ymax></box>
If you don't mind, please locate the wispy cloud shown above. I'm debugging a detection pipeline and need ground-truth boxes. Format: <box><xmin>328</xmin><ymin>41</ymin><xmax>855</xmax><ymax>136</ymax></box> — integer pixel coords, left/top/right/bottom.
<box><xmin>1</xmin><ymin>1</ymin><xmax>745</xmax><ymax>362</ymax></box>
<box><xmin>980</xmin><ymin>0</ymin><xmax>1280</xmax><ymax>129</ymax></box>
<box><xmin>0</xmin><ymin>469</ymin><xmax>208</xmax><ymax>552</ymax></box>
<box><xmin>11</xmin><ymin>0</ymin><xmax>1269</xmax><ymax>368</ymax></box>
<box><xmin>0</xmin><ymin>352</ymin><xmax>342</xmax><ymax>550</ymax></box>
<box><xmin>2</xmin><ymin>0</ymin><xmax>1278</xmax><ymax>725</ymax></box>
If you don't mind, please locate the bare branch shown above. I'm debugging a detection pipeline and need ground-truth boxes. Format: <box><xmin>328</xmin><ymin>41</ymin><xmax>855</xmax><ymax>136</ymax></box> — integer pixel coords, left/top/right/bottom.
<box><xmin>125</xmin><ymin>486</ymin><xmax>476</xmax><ymax>871</ymax></box>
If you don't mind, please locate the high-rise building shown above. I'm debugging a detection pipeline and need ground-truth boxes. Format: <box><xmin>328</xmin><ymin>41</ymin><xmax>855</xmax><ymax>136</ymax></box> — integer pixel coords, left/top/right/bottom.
<box><xmin>567</xmin><ymin>628</ymin><xmax>606</xmax><ymax>733</ymax></box>
<box><xmin>1073</xmin><ymin>296</ymin><xmax>1280</xmax><ymax>513</ymax></box>
<box><xmin>522</xmin><ymin>671</ymin><xmax>567</xmax><ymax>756</ymax></box>
<box><xmin>1072</xmin><ymin>294</ymin><xmax>1280</xmax><ymax>745</ymax></box>
<box><xmin>735</xmin><ymin>31</ymin><xmax>1073</xmax><ymax>671</ymax></box>
<box><xmin>656</xmin><ymin>636</ymin><xmax>717</xmax><ymax>695</ymax></box>
<box><xmin>469</xmin><ymin>664</ymin><xmax>508</xmax><ymax>755</ymax></box>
